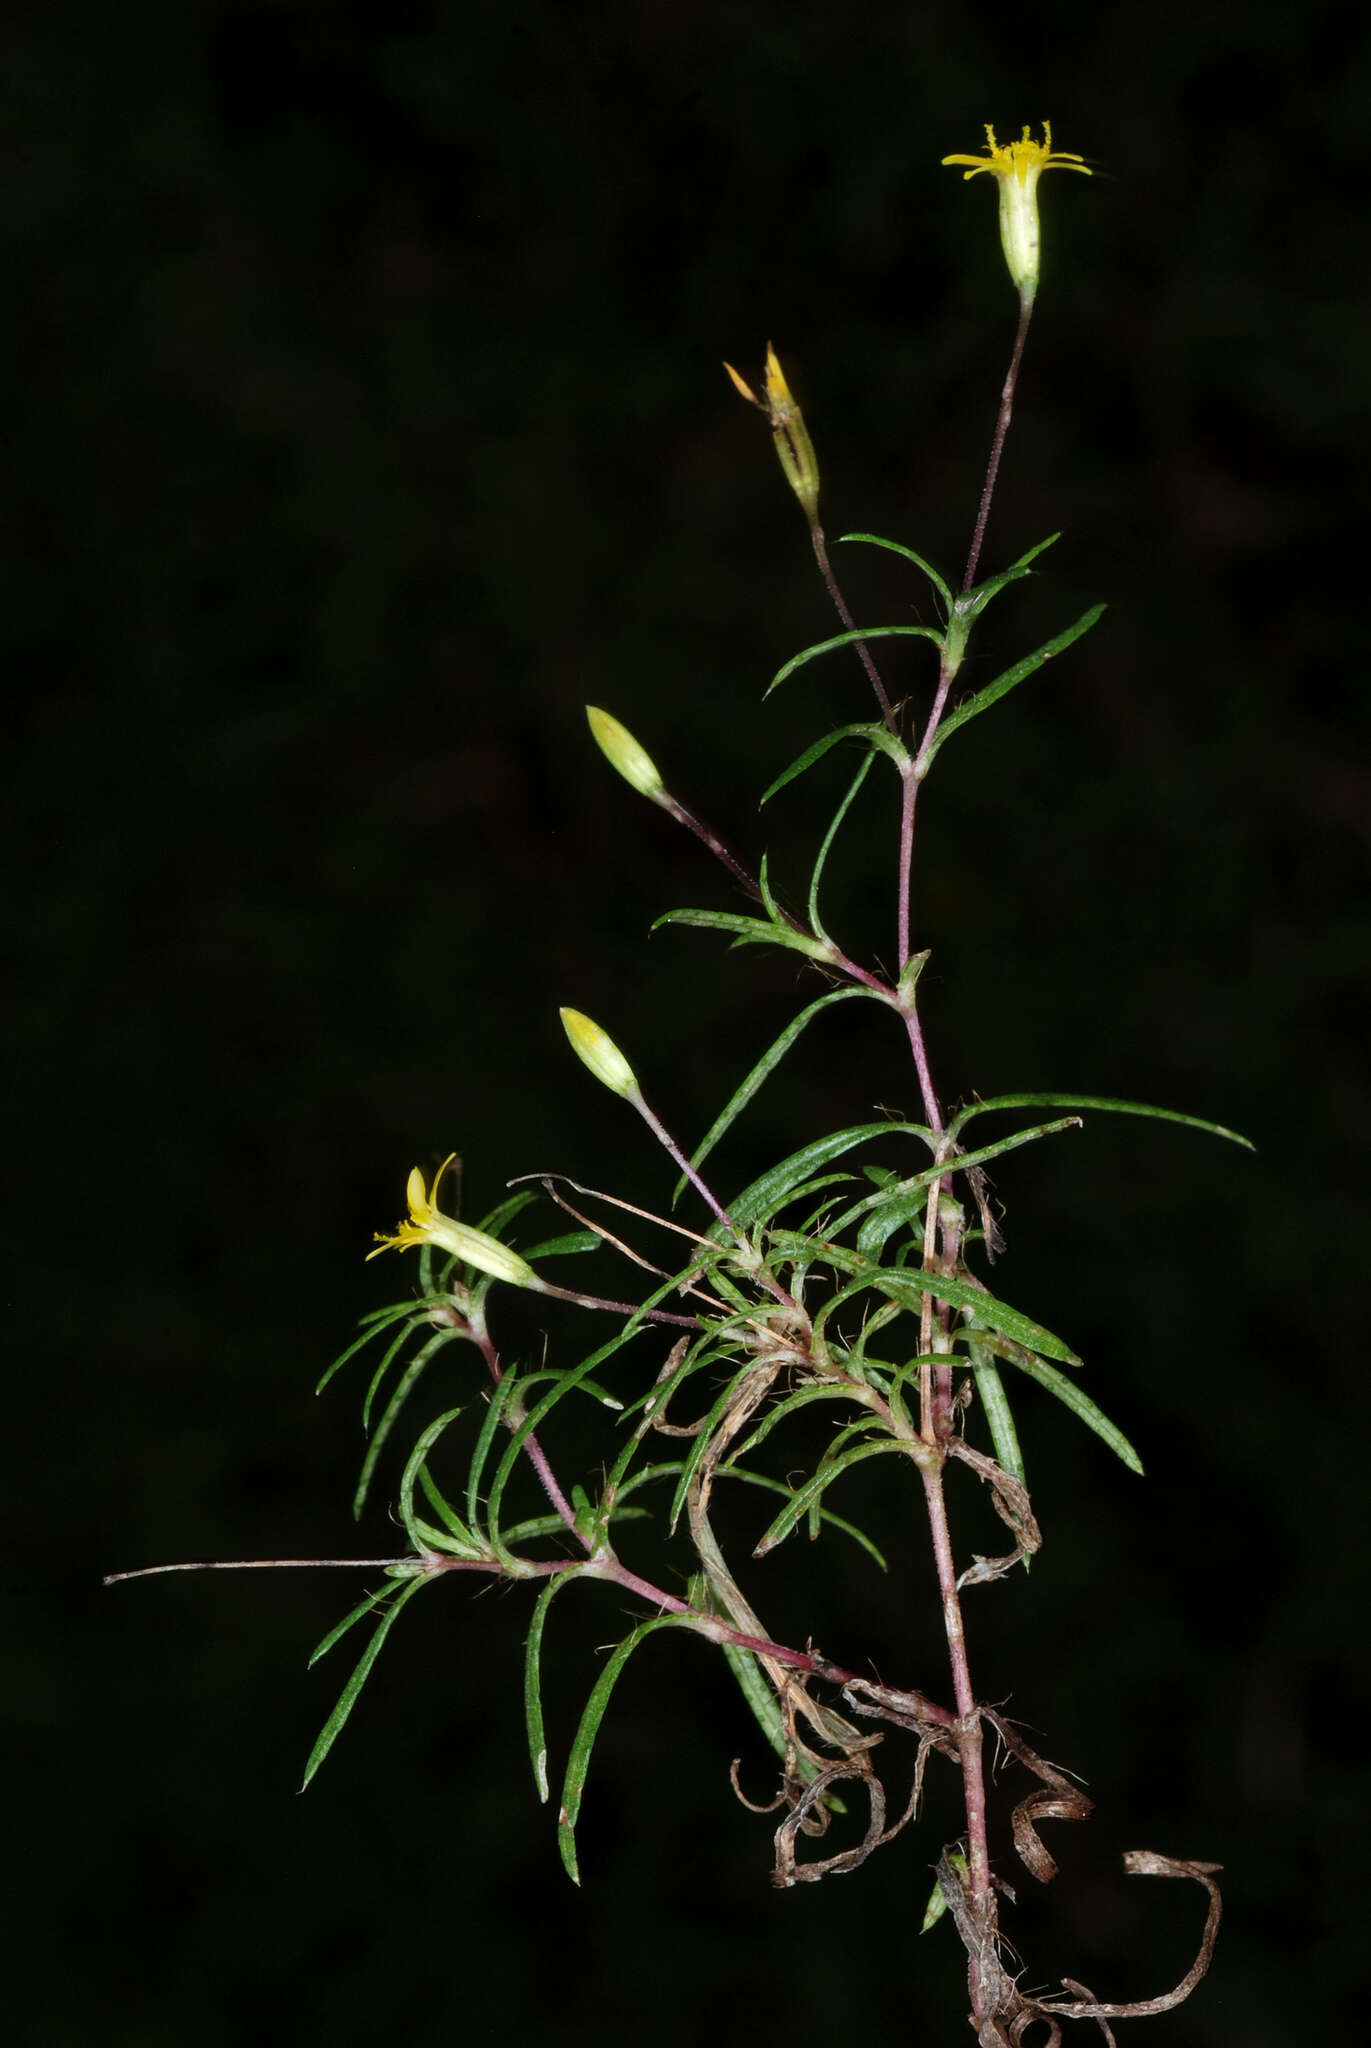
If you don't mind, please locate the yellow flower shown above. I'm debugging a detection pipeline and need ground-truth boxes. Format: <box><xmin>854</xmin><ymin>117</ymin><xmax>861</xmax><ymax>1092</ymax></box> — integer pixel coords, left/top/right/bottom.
<box><xmin>942</xmin><ymin>123</ymin><xmax>1090</xmax><ymax>305</ymax></box>
<box><xmin>369</xmin><ymin>1155</ymin><xmax>543</xmax><ymax>1289</ymax></box>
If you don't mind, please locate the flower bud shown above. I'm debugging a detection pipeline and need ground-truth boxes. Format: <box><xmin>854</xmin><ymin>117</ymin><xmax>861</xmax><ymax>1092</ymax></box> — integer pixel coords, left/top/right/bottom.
<box><xmin>586</xmin><ymin>706</ymin><xmax>666</xmax><ymax>802</ymax></box>
<box><xmin>559</xmin><ymin>1008</ymin><xmax>640</xmax><ymax>1099</ymax></box>
<box><xmin>724</xmin><ymin>344</ymin><xmax>821</xmax><ymax>524</ymax></box>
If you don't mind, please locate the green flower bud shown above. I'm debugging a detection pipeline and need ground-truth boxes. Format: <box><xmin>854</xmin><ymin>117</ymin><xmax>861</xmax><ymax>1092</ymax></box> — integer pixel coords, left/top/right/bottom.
<box><xmin>559</xmin><ymin>1007</ymin><xmax>640</xmax><ymax>1099</ymax></box>
<box><xmin>586</xmin><ymin>706</ymin><xmax>665</xmax><ymax>801</ymax></box>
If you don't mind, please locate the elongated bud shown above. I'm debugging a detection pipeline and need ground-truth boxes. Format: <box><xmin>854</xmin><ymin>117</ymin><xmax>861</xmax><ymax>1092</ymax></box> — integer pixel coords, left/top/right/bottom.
<box><xmin>586</xmin><ymin>706</ymin><xmax>666</xmax><ymax>802</ymax></box>
<box><xmin>723</xmin><ymin>343</ymin><xmax>821</xmax><ymax>525</ymax></box>
<box><xmin>559</xmin><ymin>1008</ymin><xmax>640</xmax><ymax>1099</ymax></box>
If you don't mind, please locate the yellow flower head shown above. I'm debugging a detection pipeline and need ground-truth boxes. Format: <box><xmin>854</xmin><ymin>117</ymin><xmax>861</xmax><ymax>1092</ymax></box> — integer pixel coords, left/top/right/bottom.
<box><xmin>941</xmin><ymin>123</ymin><xmax>1090</xmax><ymax>305</ymax></box>
<box><xmin>369</xmin><ymin>1154</ymin><xmax>542</xmax><ymax>1290</ymax></box>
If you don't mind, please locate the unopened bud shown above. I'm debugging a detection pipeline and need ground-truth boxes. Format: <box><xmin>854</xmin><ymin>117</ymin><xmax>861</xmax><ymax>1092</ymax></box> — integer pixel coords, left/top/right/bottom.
<box><xmin>586</xmin><ymin>706</ymin><xmax>666</xmax><ymax>802</ymax></box>
<box><xmin>724</xmin><ymin>343</ymin><xmax>821</xmax><ymax>525</ymax></box>
<box><xmin>559</xmin><ymin>1008</ymin><xmax>640</xmax><ymax>1099</ymax></box>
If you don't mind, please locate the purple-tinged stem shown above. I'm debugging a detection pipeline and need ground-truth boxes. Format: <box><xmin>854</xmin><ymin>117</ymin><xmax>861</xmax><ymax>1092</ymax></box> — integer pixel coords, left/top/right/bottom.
<box><xmin>919</xmin><ymin>1456</ymin><xmax>994</xmax><ymax>2023</ymax></box>
<box><xmin>810</xmin><ymin>524</ymin><xmax>899</xmax><ymax>735</ymax></box>
<box><xmin>961</xmin><ymin>296</ymin><xmax>1034</xmax><ymax>595</ymax></box>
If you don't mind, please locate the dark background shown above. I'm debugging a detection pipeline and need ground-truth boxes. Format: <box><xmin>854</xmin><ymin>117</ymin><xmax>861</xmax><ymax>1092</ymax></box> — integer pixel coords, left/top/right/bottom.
<box><xmin>8</xmin><ymin>3</ymin><xmax>1368</xmax><ymax>2042</ymax></box>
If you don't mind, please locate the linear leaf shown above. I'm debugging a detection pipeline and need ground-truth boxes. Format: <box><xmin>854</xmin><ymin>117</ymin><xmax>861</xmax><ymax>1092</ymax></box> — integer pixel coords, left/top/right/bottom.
<box><xmin>836</xmin><ymin>531</ymin><xmax>954</xmax><ymax>611</ymax></box>
<box><xmin>307</xmin><ymin>1586</ymin><xmax>394</xmax><ymax>1668</ymax></box>
<box><xmin>520</xmin><ymin>1229</ymin><xmax>603</xmax><ymax>1259</ymax></box>
<box><xmin>301</xmin><ymin>1573</ymin><xmax>430</xmax><ymax>1789</ymax></box>
<box><xmin>760</xmin><ymin>721</ymin><xmax>909</xmax><ymax>806</ymax></box>
<box><xmin>808</xmin><ymin>750</ymin><xmax>876</xmax><ymax>939</ymax></box>
<box><xmin>361</xmin><ymin>1316</ymin><xmax>432</xmax><ymax>1434</ymax></box>
<box><xmin>968</xmin><ymin>1346</ymin><xmax>1025</xmax><ymax>1488</ymax></box>
<box><xmin>408</xmin><ymin>1515</ymin><xmax>485</xmax><ymax>1557</ymax></box>
<box><xmin>730</xmin><ymin>1382</ymin><xmax>880</xmax><ymax>1461</ymax></box>
<box><xmin>465</xmin><ymin>1370</ymin><xmax>523</xmax><ymax>1531</ymax></box>
<box><xmin>486</xmin><ymin>1325</ymin><xmax>655</xmax><ymax>1552</ymax></box>
<box><xmin>957</xmin><ymin>533</ymin><xmax>1059</xmax><ymax>621</ymax></box>
<box><xmin>767</xmin><ymin>623</ymin><xmax>945</xmax><ymax>698</ymax></box>
<box><xmin>724</xmin><ymin>1121</ymin><xmax>936</xmax><ymax>1231</ymax></box>
<box><xmin>675</xmin><ymin>989</ymin><xmax>877</xmax><ymax>1204</ymax></box>
<box><xmin>476</xmin><ymin>1187</ymin><xmax>540</xmax><ymax>1237</ymax></box>
<box><xmin>950</xmin><ymin>1091</ymin><xmax>1255</xmax><ymax>1151</ymax></box>
<box><xmin>652</xmin><ymin>905</ymin><xmax>832</xmax><ymax>963</ymax></box>
<box><xmin>752</xmin><ymin>1439</ymin><xmax>910</xmax><ymax>1557</ymax></box>
<box><xmin>558</xmin><ymin>1616</ymin><xmax>693</xmax><ymax>1882</ymax></box>
<box><xmin>925</xmin><ymin>603</ymin><xmax>1106</xmax><ymax>758</ymax></box>
<box><xmin>999</xmin><ymin>1351</ymin><xmax>1143</xmax><ymax>1473</ymax></box>
<box><xmin>667</xmin><ymin>1360</ymin><xmax>760</xmax><ymax>1531</ymax></box>
<box><xmin>524</xmin><ymin>1569</ymin><xmax>582</xmax><ymax>1804</ymax></box>
<box><xmin>354</xmin><ymin>1328</ymin><xmax>464</xmax><ymax>1520</ymax></box>
<box><xmin>397</xmin><ymin>1407</ymin><xmax>464</xmax><ymax>1550</ymax></box>
<box><xmin>834</xmin><ymin>1264</ymin><xmax>1081</xmax><ymax>1365</ymax></box>
<box><xmin>826</xmin><ymin>1118</ymin><xmax>1081</xmax><ymax>1239</ymax></box>
<box><xmin>614</xmin><ymin>1459</ymin><xmax>889</xmax><ymax>1570</ymax></box>
<box><xmin>316</xmin><ymin>1303</ymin><xmax>426</xmax><ymax>1396</ymax></box>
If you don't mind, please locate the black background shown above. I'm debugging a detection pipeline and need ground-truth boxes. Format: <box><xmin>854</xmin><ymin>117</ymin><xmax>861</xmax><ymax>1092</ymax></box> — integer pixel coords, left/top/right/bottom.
<box><xmin>9</xmin><ymin>3</ymin><xmax>1369</xmax><ymax>2042</ymax></box>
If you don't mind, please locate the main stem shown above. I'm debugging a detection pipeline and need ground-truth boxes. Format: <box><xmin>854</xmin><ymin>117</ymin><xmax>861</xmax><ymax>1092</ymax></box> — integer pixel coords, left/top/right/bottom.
<box><xmin>890</xmin><ymin>293</ymin><xmax>1036</xmax><ymax>2027</ymax></box>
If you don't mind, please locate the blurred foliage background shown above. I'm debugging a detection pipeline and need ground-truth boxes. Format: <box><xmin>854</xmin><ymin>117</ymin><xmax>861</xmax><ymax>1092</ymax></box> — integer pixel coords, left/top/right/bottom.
<box><xmin>8</xmin><ymin>2</ymin><xmax>1368</xmax><ymax>2041</ymax></box>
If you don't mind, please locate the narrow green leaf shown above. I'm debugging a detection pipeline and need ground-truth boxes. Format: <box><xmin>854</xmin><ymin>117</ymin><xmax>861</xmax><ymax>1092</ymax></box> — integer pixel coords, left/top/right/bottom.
<box><xmin>465</xmin><ymin>1370</ymin><xmax>523</xmax><ymax>1531</ymax></box>
<box><xmin>408</xmin><ymin>1514</ymin><xmax>486</xmax><ymax>1558</ymax></box>
<box><xmin>667</xmin><ymin>1361</ymin><xmax>760</xmax><ymax>1531</ymax></box>
<box><xmin>968</xmin><ymin>1347</ymin><xmax>1025</xmax><ymax>1489</ymax></box>
<box><xmin>752</xmin><ymin>1439</ymin><xmax>910</xmax><ymax>1557</ymax></box>
<box><xmin>1002</xmin><ymin>1351</ymin><xmax>1144</xmax><ymax>1473</ymax></box>
<box><xmin>558</xmin><ymin>1616</ymin><xmax>692</xmax><ymax>1882</ymax></box>
<box><xmin>301</xmin><ymin>1573</ymin><xmax>430</xmax><ymax>1789</ymax></box>
<box><xmin>760</xmin><ymin>722</ymin><xmax>909</xmax><ymax>807</ymax></box>
<box><xmin>767</xmin><ymin>624</ymin><xmax>945</xmax><ymax>698</ymax></box>
<box><xmin>361</xmin><ymin>1316</ymin><xmax>431</xmax><ymax>1434</ymax></box>
<box><xmin>307</xmin><ymin>1586</ymin><xmax>393</xmax><ymax>1668</ymax></box>
<box><xmin>826</xmin><ymin>1117</ymin><xmax>1083</xmax><ymax>1238</ymax></box>
<box><xmin>808</xmin><ymin>750</ymin><xmax>876</xmax><ymax>940</ymax></box>
<box><xmin>674</xmin><ymin>989</ymin><xmax>876</xmax><ymax>1204</ymax></box>
<box><xmin>730</xmin><ymin>1382</ymin><xmax>879</xmax><ymax>1461</ymax></box>
<box><xmin>856</xmin><ymin>1190</ymin><xmax>928</xmax><ymax>1260</ymax></box>
<box><xmin>476</xmin><ymin>1187</ymin><xmax>540</xmax><ymax>1238</ymax></box>
<box><xmin>834</xmin><ymin>1263</ymin><xmax>1082</xmax><ymax>1365</ymax></box>
<box><xmin>949</xmin><ymin>1092</ymin><xmax>1255</xmax><ymax>1151</ymax></box>
<box><xmin>613</xmin><ymin>1459</ymin><xmax>888</xmax><ymax>1570</ymax></box>
<box><xmin>836</xmin><ymin>531</ymin><xmax>954</xmax><ymax>612</ymax></box>
<box><xmin>724</xmin><ymin>1121</ymin><xmax>936</xmax><ymax>1231</ymax></box>
<box><xmin>397</xmin><ymin>1407</ymin><xmax>464</xmax><ymax>1550</ymax></box>
<box><xmin>525</xmin><ymin>1570</ymin><xmax>581</xmax><ymax>1804</ymax></box>
<box><xmin>652</xmin><ymin>905</ymin><xmax>833</xmax><ymax>963</ymax></box>
<box><xmin>925</xmin><ymin>603</ymin><xmax>1106</xmax><ymax>759</ymax></box>
<box><xmin>354</xmin><ymin>1328</ymin><xmax>463</xmax><ymax>1520</ymax></box>
<box><xmin>519</xmin><ymin>1229</ymin><xmax>603</xmax><ymax>1260</ymax></box>
<box><xmin>316</xmin><ymin>1303</ymin><xmax>426</xmax><ymax>1397</ymax></box>
<box><xmin>486</xmin><ymin>1324</ymin><xmax>654</xmax><ymax>1553</ymax></box>
<box><xmin>957</xmin><ymin>533</ymin><xmax>1060</xmax><ymax>621</ymax></box>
